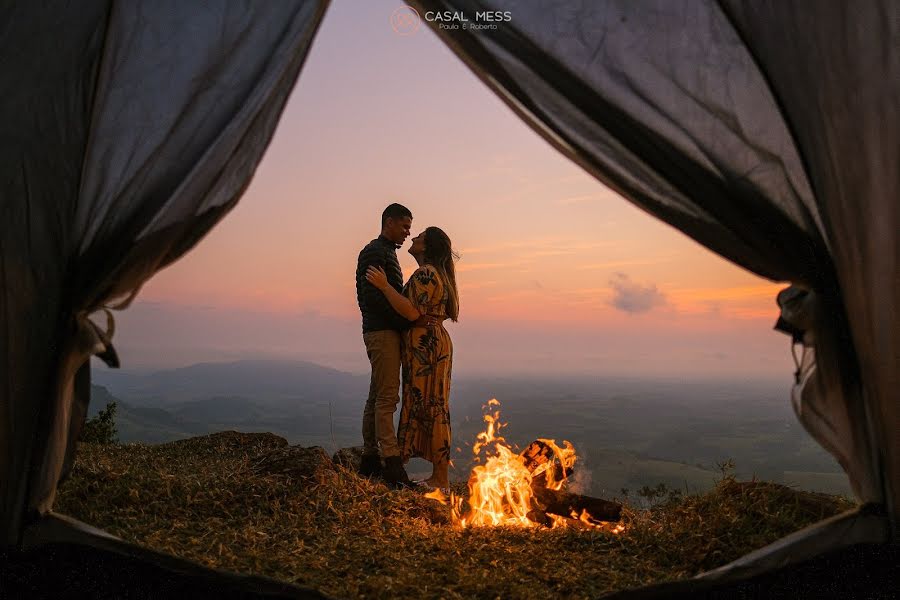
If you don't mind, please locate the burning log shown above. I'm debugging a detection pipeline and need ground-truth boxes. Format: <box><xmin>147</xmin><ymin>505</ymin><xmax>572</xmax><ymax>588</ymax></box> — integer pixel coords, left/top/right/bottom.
<box><xmin>521</xmin><ymin>439</ymin><xmax>622</xmax><ymax>524</ymax></box>
<box><xmin>531</xmin><ymin>486</ymin><xmax>622</xmax><ymax>523</ymax></box>
<box><xmin>525</xmin><ymin>508</ymin><xmax>553</xmax><ymax>527</ymax></box>
<box><xmin>521</xmin><ymin>439</ymin><xmax>573</xmax><ymax>488</ymax></box>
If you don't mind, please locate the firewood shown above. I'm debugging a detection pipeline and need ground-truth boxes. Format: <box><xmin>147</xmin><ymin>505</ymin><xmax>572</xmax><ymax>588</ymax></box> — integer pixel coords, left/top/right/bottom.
<box><xmin>525</xmin><ymin>509</ymin><xmax>553</xmax><ymax>527</ymax></box>
<box><xmin>531</xmin><ymin>486</ymin><xmax>622</xmax><ymax>522</ymax></box>
<box><xmin>520</xmin><ymin>439</ymin><xmax>573</xmax><ymax>488</ymax></box>
<box><xmin>520</xmin><ymin>439</ymin><xmax>622</xmax><ymax>524</ymax></box>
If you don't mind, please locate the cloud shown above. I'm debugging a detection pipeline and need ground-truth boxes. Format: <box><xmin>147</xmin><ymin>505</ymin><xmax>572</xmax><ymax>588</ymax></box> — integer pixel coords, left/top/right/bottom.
<box><xmin>608</xmin><ymin>273</ymin><xmax>667</xmax><ymax>314</ymax></box>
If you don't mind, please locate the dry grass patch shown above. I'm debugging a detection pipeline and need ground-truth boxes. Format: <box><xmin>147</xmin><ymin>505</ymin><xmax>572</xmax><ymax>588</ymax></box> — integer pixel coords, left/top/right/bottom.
<box><xmin>56</xmin><ymin>432</ymin><xmax>853</xmax><ymax>599</ymax></box>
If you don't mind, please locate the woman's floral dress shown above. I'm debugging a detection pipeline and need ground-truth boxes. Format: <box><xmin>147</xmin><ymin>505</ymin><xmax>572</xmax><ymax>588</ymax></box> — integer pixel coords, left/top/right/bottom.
<box><xmin>397</xmin><ymin>265</ymin><xmax>453</xmax><ymax>465</ymax></box>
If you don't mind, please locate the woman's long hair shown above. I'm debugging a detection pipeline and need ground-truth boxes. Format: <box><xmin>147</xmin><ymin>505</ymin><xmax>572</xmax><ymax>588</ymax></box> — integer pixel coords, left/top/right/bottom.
<box><xmin>423</xmin><ymin>226</ymin><xmax>460</xmax><ymax>321</ymax></box>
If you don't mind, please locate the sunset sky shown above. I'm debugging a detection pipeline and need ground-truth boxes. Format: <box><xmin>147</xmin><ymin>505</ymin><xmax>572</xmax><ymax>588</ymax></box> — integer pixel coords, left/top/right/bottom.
<box><xmin>107</xmin><ymin>0</ymin><xmax>791</xmax><ymax>380</ymax></box>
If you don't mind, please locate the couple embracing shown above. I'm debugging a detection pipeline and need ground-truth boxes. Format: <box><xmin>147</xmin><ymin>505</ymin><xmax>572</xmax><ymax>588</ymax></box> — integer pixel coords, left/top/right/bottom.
<box><xmin>355</xmin><ymin>203</ymin><xmax>459</xmax><ymax>491</ymax></box>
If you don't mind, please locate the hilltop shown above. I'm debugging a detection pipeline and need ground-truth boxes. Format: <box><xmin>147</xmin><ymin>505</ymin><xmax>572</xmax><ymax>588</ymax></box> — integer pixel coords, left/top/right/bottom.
<box><xmin>56</xmin><ymin>431</ymin><xmax>852</xmax><ymax>599</ymax></box>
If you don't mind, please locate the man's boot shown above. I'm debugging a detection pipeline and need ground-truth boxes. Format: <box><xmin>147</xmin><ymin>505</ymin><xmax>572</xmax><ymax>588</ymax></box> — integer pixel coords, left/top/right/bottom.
<box><xmin>359</xmin><ymin>453</ymin><xmax>382</xmax><ymax>478</ymax></box>
<box><xmin>382</xmin><ymin>456</ymin><xmax>411</xmax><ymax>489</ymax></box>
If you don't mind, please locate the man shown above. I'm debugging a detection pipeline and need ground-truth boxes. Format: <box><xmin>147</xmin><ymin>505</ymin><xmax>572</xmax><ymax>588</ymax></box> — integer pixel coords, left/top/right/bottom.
<box><xmin>356</xmin><ymin>203</ymin><xmax>431</xmax><ymax>487</ymax></box>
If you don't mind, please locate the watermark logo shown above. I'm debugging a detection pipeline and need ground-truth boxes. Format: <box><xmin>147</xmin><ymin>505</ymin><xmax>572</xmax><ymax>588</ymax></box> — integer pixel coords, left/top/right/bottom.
<box><xmin>391</xmin><ymin>8</ymin><xmax>513</xmax><ymax>35</ymax></box>
<box><xmin>391</xmin><ymin>6</ymin><xmax>421</xmax><ymax>35</ymax></box>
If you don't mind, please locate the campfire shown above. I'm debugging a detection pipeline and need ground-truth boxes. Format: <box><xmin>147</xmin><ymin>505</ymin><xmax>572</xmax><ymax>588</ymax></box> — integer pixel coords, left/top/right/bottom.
<box><xmin>427</xmin><ymin>400</ymin><xmax>625</xmax><ymax>532</ymax></box>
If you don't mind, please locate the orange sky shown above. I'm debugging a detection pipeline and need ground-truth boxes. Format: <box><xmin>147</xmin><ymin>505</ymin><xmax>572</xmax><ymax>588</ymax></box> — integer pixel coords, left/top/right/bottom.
<box><xmin>117</xmin><ymin>0</ymin><xmax>791</xmax><ymax>380</ymax></box>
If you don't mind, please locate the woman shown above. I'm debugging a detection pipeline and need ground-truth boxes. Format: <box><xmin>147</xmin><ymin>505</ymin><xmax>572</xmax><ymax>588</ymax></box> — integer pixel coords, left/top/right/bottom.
<box><xmin>365</xmin><ymin>226</ymin><xmax>459</xmax><ymax>491</ymax></box>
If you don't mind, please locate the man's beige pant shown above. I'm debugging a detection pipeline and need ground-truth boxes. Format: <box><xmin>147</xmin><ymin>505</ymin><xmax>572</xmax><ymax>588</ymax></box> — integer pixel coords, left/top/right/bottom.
<box><xmin>362</xmin><ymin>330</ymin><xmax>402</xmax><ymax>458</ymax></box>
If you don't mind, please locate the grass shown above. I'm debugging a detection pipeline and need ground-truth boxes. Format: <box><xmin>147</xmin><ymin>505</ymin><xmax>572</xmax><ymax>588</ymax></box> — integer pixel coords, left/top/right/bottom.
<box><xmin>56</xmin><ymin>431</ymin><xmax>854</xmax><ymax>599</ymax></box>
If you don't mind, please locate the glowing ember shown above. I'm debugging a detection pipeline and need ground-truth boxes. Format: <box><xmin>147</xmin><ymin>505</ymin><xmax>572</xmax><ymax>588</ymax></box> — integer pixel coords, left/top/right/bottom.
<box><xmin>423</xmin><ymin>488</ymin><xmax>447</xmax><ymax>503</ymax></box>
<box><xmin>427</xmin><ymin>399</ymin><xmax>621</xmax><ymax>532</ymax></box>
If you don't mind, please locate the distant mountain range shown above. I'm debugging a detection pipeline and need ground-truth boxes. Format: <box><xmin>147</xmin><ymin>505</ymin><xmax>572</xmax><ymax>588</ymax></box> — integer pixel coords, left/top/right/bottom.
<box><xmin>93</xmin><ymin>359</ymin><xmax>366</xmax><ymax>406</ymax></box>
<box><xmin>90</xmin><ymin>359</ymin><xmax>368</xmax><ymax>446</ymax></box>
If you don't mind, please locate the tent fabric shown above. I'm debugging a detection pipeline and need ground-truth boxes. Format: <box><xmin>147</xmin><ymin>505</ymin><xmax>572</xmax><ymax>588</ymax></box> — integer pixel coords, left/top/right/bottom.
<box><xmin>11</xmin><ymin>513</ymin><xmax>327</xmax><ymax>599</ymax></box>
<box><xmin>0</xmin><ymin>0</ymin><xmax>893</xmax><ymax>578</ymax></box>
<box><xmin>721</xmin><ymin>0</ymin><xmax>899</xmax><ymax>535</ymax></box>
<box><xmin>406</xmin><ymin>0</ymin><xmax>898</xmax><ymax>536</ymax></box>
<box><xmin>695</xmin><ymin>503</ymin><xmax>890</xmax><ymax>581</ymax></box>
<box><xmin>0</xmin><ymin>0</ymin><xmax>329</xmax><ymax>545</ymax></box>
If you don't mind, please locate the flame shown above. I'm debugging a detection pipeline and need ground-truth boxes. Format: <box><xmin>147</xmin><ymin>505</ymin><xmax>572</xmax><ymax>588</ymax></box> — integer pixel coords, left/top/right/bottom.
<box><xmin>423</xmin><ymin>488</ymin><xmax>447</xmax><ymax>503</ymax></box>
<box><xmin>570</xmin><ymin>509</ymin><xmax>626</xmax><ymax>534</ymax></box>
<box><xmin>424</xmin><ymin>399</ymin><xmax>596</xmax><ymax>529</ymax></box>
<box><xmin>422</xmin><ymin>399</ymin><xmax>626</xmax><ymax>534</ymax></box>
<box><xmin>457</xmin><ymin>406</ymin><xmax>535</xmax><ymax>527</ymax></box>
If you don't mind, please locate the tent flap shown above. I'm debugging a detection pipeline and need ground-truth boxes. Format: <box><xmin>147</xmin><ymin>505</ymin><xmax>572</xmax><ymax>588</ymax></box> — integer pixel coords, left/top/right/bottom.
<box><xmin>0</xmin><ymin>0</ymin><xmax>330</xmax><ymax>545</ymax></box>
<box><xmin>407</xmin><ymin>0</ymin><xmax>898</xmax><ymax>541</ymax></box>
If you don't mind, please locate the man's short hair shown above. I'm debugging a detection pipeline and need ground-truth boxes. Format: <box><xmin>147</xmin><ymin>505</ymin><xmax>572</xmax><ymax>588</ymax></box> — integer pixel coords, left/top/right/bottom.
<box><xmin>382</xmin><ymin>203</ymin><xmax>412</xmax><ymax>227</ymax></box>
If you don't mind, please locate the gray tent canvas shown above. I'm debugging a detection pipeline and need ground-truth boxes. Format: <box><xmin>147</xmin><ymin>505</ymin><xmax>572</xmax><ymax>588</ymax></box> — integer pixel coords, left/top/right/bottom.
<box><xmin>406</xmin><ymin>0</ymin><xmax>898</xmax><ymax>546</ymax></box>
<box><xmin>1</xmin><ymin>0</ymin><xmax>896</xmax><ymax>596</ymax></box>
<box><xmin>0</xmin><ymin>0</ymin><xmax>330</xmax><ymax>544</ymax></box>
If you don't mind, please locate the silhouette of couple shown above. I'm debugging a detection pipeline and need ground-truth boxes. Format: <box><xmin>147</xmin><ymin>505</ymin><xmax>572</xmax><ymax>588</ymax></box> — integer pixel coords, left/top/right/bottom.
<box><xmin>355</xmin><ymin>203</ymin><xmax>459</xmax><ymax>491</ymax></box>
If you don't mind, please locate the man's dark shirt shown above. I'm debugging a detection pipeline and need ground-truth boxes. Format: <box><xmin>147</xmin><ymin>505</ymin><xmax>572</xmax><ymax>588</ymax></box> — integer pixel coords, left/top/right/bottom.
<box><xmin>356</xmin><ymin>235</ymin><xmax>412</xmax><ymax>333</ymax></box>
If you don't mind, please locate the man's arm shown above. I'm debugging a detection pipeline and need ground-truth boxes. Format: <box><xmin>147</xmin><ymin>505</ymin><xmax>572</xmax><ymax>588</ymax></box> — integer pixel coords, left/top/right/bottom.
<box><xmin>367</xmin><ymin>267</ymin><xmax>420</xmax><ymax>320</ymax></box>
<box><xmin>359</xmin><ymin>247</ymin><xmax>414</xmax><ymax>328</ymax></box>
<box><xmin>365</xmin><ymin>266</ymin><xmax>439</xmax><ymax>328</ymax></box>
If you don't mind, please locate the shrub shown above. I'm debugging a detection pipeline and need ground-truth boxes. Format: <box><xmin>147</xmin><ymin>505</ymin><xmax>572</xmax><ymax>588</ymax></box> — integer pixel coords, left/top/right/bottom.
<box><xmin>81</xmin><ymin>401</ymin><xmax>119</xmax><ymax>445</ymax></box>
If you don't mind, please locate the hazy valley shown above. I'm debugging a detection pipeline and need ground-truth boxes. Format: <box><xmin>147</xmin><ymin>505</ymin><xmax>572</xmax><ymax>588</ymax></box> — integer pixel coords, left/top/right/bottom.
<box><xmin>90</xmin><ymin>359</ymin><xmax>851</xmax><ymax>498</ymax></box>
